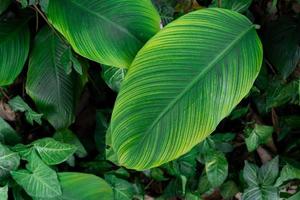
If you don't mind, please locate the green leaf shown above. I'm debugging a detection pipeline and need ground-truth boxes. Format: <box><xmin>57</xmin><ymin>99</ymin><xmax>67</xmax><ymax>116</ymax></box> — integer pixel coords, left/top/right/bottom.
<box><xmin>220</xmin><ymin>181</ymin><xmax>239</xmax><ymax>199</ymax></box>
<box><xmin>53</xmin><ymin>129</ymin><xmax>87</xmax><ymax>158</ymax></box>
<box><xmin>26</xmin><ymin>27</ymin><xmax>83</xmax><ymax>130</ymax></box>
<box><xmin>111</xmin><ymin>8</ymin><xmax>263</xmax><ymax>170</ymax></box>
<box><xmin>0</xmin><ymin>18</ymin><xmax>30</xmax><ymax>86</ymax></box>
<box><xmin>275</xmin><ymin>164</ymin><xmax>300</xmax><ymax>186</ymax></box>
<box><xmin>287</xmin><ymin>192</ymin><xmax>300</xmax><ymax>200</ymax></box>
<box><xmin>46</xmin><ymin>0</ymin><xmax>161</xmax><ymax>68</ymax></box>
<box><xmin>0</xmin><ymin>185</ymin><xmax>8</xmax><ymax>200</ymax></box>
<box><xmin>0</xmin><ymin>143</ymin><xmax>20</xmax><ymax>179</ymax></box>
<box><xmin>101</xmin><ymin>65</ymin><xmax>126</xmax><ymax>92</ymax></box>
<box><xmin>263</xmin><ymin>16</ymin><xmax>300</xmax><ymax>79</ymax></box>
<box><xmin>205</xmin><ymin>150</ymin><xmax>228</xmax><ymax>187</ymax></box>
<box><xmin>242</xmin><ymin>186</ymin><xmax>279</xmax><ymax>200</ymax></box>
<box><xmin>0</xmin><ymin>0</ymin><xmax>11</xmax><ymax>14</ymax></box>
<box><xmin>33</xmin><ymin>137</ymin><xmax>77</xmax><ymax>165</ymax></box>
<box><xmin>11</xmin><ymin>152</ymin><xmax>62</xmax><ymax>198</ymax></box>
<box><xmin>8</xmin><ymin>96</ymin><xmax>43</xmax><ymax>125</ymax></box>
<box><xmin>210</xmin><ymin>0</ymin><xmax>252</xmax><ymax>13</ymax></box>
<box><xmin>258</xmin><ymin>156</ymin><xmax>279</xmax><ymax>185</ymax></box>
<box><xmin>105</xmin><ymin>175</ymin><xmax>134</xmax><ymax>200</ymax></box>
<box><xmin>0</xmin><ymin>117</ymin><xmax>21</xmax><ymax>145</ymax></box>
<box><xmin>60</xmin><ymin>47</ymin><xmax>83</xmax><ymax>75</ymax></box>
<box><xmin>36</xmin><ymin>172</ymin><xmax>114</xmax><ymax>200</ymax></box>
<box><xmin>245</xmin><ymin>124</ymin><xmax>274</xmax><ymax>152</ymax></box>
<box><xmin>243</xmin><ymin>161</ymin><xmax>259</xmax><ymax>187</ymax></box>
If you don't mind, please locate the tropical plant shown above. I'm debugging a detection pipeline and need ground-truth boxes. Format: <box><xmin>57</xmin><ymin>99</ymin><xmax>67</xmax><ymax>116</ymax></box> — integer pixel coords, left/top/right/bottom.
<box><xmin>0</xmin><ymin>0</ymin><xmax>299</xmax><ymax>199</ymax></box>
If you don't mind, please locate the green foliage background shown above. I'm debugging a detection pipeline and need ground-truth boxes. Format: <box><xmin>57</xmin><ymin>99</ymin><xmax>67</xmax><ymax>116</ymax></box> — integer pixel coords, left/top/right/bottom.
<box><xmin>0</xmin><ymin>0</ymin><xmax>299</xmax><ymax>199</ymax></box>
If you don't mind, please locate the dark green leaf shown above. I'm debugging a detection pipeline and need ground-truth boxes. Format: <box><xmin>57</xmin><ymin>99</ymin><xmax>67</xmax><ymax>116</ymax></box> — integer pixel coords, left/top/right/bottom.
<box><xmin>101</xmin><ymin>66</ymin><xmax>126</xmax><ymax>92</ymax></box>
<box><xmin>275</xmin><ymin>164</ymin><xmax>300</xmax><ymax>186</ymax></box>
<box><xmin>245</xmin><ymin>124</ymin><xmax>274</xmax><ymax>152</ymax></box>
<box><xmin>210</xmin><ymin>0</ymin><xmax>253</xmax><ymax>13</ymax></box>
<box><xmin>258</xmin><ymin>156</ymin><xmax>279</xmax><ymax>185</ymax></box>
<box><xmin>205</xmin><ymin>150</ymin><xmax>228</xmax><ymax>187</ymax></box>
<box><xmin>0</xmin><ymin>117</ymin><xmax>21</xmax><ymax>145</ymax></box>
<box><xmin>220</xmin><ymin>181</ymin><xmax>239</xmax><ymax>199</ymax></box>
<box><xmin>105</xmin><ymin>174</ymin><xmax>134</xmax><ymax>200</ymax></box>
<box><xmin>0</xmin><ymin>143</ymin><xmax>20</xmax><ymax>179</ymax></box>
<box><xmin>0</xmin><ymin>0</ymin><xmax>11</xmax><ymax>14</ymax></box>
<box><xmin>243</xmin><ymin>161</ymin><xmax>259</xmax><ymax>187</ymax></box>
<box><xmin>26</xmin><ymin>27</ymin><xmax>84</xmax><ymax>130</ymax></box>
<box><xmin>8</xmin><ymin>96</ymin><xmax>43</xmax><ymax>125</ymax></box>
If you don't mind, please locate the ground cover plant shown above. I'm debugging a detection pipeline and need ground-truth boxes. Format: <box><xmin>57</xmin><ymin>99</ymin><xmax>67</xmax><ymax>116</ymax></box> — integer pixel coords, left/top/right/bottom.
<box><xmin>0</xmin><ymin>0</ymin><xmax>299</xmax><ymax>199</ymax></box>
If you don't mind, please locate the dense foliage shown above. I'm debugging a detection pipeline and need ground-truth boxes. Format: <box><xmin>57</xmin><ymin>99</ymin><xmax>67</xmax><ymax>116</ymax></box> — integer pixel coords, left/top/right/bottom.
<box><xmin>0</xmin><ymin>0</ymin><xmax>299</xmax><ymax>199</ymax></box>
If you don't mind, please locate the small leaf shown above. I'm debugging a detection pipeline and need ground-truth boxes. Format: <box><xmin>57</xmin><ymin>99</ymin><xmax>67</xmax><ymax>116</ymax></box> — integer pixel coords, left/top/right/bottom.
<box><xmin>220</xmin><ymin>181</ymin><xmax>239</xmax><ymax>199</ymax></box>
<box><xmin>243</xmin><ymin>161</ymin><xmax>259</xmax><ymax>187</ymax></box>
<box><xmin>33</xmin><ymin>137</ymin><xmax>77</xmax><ymax>165</ymax></box>
<box><xmin>11</xmin><ymin>152</ymin><xmax>62</xmax><ymax>198</ymax></box>
<box><xmin>258</xmin><ymin>156</ymin><xmax>279</xmax><ymax>185</ymax></box>
<box><xmin>205</xmin><ymin>150</ymin><xmax>228</xmax><ymax>187</ymax></box>
<box><xmin>242</xmin><ymin>187</ymin><xmax>262</xmax><ymax>200</ymax></box>
<box><xmin>0</xmin><ymin>143</ymin><xmax>20</xmax><ymax>179</ymax></box>
<box><xmin>53</xmin><ymin>129</ymin><xmax>87</xmax><ymax>158</ymax></box>
<box><xmin>275</xmin><ymin>164</ymin><xmax>300</xmax><ymax>186</ymax></box>
<box><xmin>245</xmin><ymin>124</ymin><xmax>274</xmax><ymax>152</ymax></box>
<box><xmin>0</xmin><ymin>185</ymin><xmax>8</xmax><ymax>200</ymax></box>
<box><xmin>8</xmin><ymin>96</ymin><xmax>43</xmax><ymax>125</ymax></box>
<box><xmin>101</xmin><ymin>66</ymin><xmax>126</xmax><ymax>92</ymax></box>
<box><xmin>105</xmin><ymin>175</ymin><xmax>134</xmax><ymax>200</ymax></box>
<box><xmin>0</xmin><ymin>117</ymin><xmax>21</xmax><ymax>145</ymax></box>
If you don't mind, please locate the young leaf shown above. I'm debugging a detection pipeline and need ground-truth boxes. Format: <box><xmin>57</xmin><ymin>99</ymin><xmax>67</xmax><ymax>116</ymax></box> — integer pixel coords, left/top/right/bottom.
<box><xmin>0</xmin><ymin>0</ymin><xmax>11</xmax><ymax>14</ymax></box>
<box><xmin>111</xmin><ymin>8</ymin><xmax>263</xmax><ymax>170</ymax></box>
<box><xmin>243</xmin><ymin>161</ymin><xmax>259</xmax><ymax>187</ymax></box>
<box><xmin>0</xmin><ymin>185</ymin><xmax>8</xmax><ymax>200</ymax></box>
<box><xmin>0</xmin><ymin>18</ymin><xmax>30</xmax><ymax>86</ymax></box>
<box><xmin>245</xmin><ymin>124</ymin><xmax>274</xmax><ymax>152</ymax></box>
<box><xmin>53</xmin><ymin>129</ymin><xmax>87</xmax><ymax>158</ymax></box>
<box><xmin>11</xmin><ymin>152</ymin><xmax>62</xmax><ymax>198</ymax></box>
<box><xmin>0</xmin><ymin>117</ymin><xmax>21</xmax><ymax>145</ymax></box>
<box><xmin>210</xmin><ymin>0</ymin><xmax>253</xmax><ymax>13</ymax></box>
<box><xmin>0</xmin><ymin>143</ymin><xmax>20</xmax><ymax>179</ymax></box>
<box><xmin>26</xmin><ymin>27</ymin><xmax>83</xmax><ymax>130</ymax></box>
<box><xmin>205</xmin><ymin>150</ymin><xmax>228</xmax><ymax>187</ymax></box>
<box><xmin>105</xmin><ymin>175</ymin><xmax>134</xmax><ymax>200</ymax></box>
<box><xmin>101</xmin><ymin>65</ymin><xmax>126</xmax><ymax>92</ymax></box>
<box><xmin>258</xmin><ymin>156</ymin><xmax>279</xmax><ymax>185</ymax></box>
<box><xmin>275</xmin><ymin>164</ymin><xmax>300</xmax><ymax>186</ymax></box>
<box><xmin>8</xmin><ymin>96</ymin><xmax>43</xmax><ymax>125</ymax></box>
<box><xmin>46</xmin><ymin>0</ymin><xmax>161</xmax><ymax>68</ymax></box>
<box><xmin>32</xmin><ymin>137</ymin><xmax>77</xmax><ymax>165</ymax></box>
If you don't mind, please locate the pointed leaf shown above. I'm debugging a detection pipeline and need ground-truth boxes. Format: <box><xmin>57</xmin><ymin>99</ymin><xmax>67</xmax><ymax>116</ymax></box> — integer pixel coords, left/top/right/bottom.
<box><xmin>11</xmin><ymin>152</ymin><xmax>62</xmax><ymax>198</ymax></box>
<box><xmin>0</xmin><ymin>143</ymin><xmax>20</xmax><ymax>179</ymax></box>
<box><xmin>0</xmin><ymin>117</ymin><xmax>21</xmax><ymax>145</ymax></box>
<box><xmin>243</xmin><ymin>161</ymin><xmax>259</xmax><ymax>187</ymax></box>
<box><xmin>258</xmin><ymin>156</ymin><xmax>279</xmax><ymax>185</ymax></box>
<box><xmin>46</xmin><ymin>0</ymin><xmax>161</xmax><ymax>67</ymax></box>
<box><xmin>101</xmin><ymin>66</ymin><xmax>126</xmax><ymax>92</ymax></box>
<box><xmin>111</xmin><ymin>8</ymin><xmax>263</xmax><ymax>170</ymax></box>
<box><xmin>245</xmin><ymin>124</ymin><xmax>273</xmax><ymax>152</ymax></box>
<box><xmin>26</xmin><ymin>27</ymin><xmax>83</xmax><ymax>130</ymax></box>
<box><xmin>33</xmin><ymin>137</ymin><xmax>77</xmax><ymax>165</ymax></box>
<box><xmin>275</xmin><ymin>164</ymin><xmax>300</xmax><ymax>186</ymax></box>
<box><xmin>0</xmin><ymin>185</ymin><xmax>8</xmax><ymax>200</ymax></box>
<box><xmin>105</xmin><ymin>175</ymin><xmax>134</xmax><ymax>200</ymax></box>
<box><xmin>0</xmin><ymin>18</ymin><xmax>29</xmax><ymax>86</ymax></box>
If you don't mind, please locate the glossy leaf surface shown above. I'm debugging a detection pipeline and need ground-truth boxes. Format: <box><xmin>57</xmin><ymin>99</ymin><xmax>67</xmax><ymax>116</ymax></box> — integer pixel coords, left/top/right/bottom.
<box><xmin>111</xmin><ymin>8</ymin><xmax>263</xmax><ymax>170</ymax></box>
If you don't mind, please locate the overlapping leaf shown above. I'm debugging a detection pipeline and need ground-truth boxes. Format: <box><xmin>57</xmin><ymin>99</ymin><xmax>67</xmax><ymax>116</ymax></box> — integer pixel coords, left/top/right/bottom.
<box><xmin>26</xmin><ymin>27</ymin><xmax>83</xmax><ymax>130</ymax></box>
<box><xmin>46</xmin><ymin>0</ymin><xmax>161</xmax><ymax>68</ymax></box>
<box><xmin>111</xmin><ymin>8</ymin><xmax>263</xmax><ymax>170</ymax></box>
<box><xmin>0</xmin><ymin>18</ymin><xmax>29</xmax><ymax>86</ymax></box>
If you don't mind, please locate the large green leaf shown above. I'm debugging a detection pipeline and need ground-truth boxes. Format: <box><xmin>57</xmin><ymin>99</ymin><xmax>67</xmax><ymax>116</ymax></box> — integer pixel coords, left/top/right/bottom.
<box><xmin>0</xmin><ymin>143</ymin><xmax>20</xmax><ymax>179</ymax></box>
<box><xmin>38</xmin><ymin>172</ymin><xmax>114</xmax><ymax>200</ymax></box>
<box><xmin>46</xmin><ymin>0</ymin><xmax>161</xmax><ymax>68</ymax></box>
<box><xmin>0</xmin><ymin>117</ymin><xmax>21</xmax><ymax>145</ymax></box>
<box><xmin>0</xmin><ymin>18</ymin><xmax>30</xmax><ymax>86</ymax></box>
<box><xmin>0</xmin><ymin>185</ymin><xmax>8</xmax><ymax>200</ymax></box>
<box><xmin>11</xmin><ymin>152</ymin><xmax>62</xmax><ymax>198</ymax></box>
<box><xmin>26</xmin><ymin>27</ymin><xmax>83</xmax><ymax>130</ymax></box>
<box><xmin>111</xmin><ymin>8</ymin><xmax>263</xmax><ymax>170</ymax></box>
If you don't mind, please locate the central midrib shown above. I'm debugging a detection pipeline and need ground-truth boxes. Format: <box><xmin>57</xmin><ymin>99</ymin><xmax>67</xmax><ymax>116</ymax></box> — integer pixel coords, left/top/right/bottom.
<box><xmin>67</xmin><ymin>0</ymin><xmax>143</xmax><ymax>45</ymax></box>
<box><xmin>140</xmin><ymin>24</ymin><xmax>255</xmax><ymax>142</ymax></box>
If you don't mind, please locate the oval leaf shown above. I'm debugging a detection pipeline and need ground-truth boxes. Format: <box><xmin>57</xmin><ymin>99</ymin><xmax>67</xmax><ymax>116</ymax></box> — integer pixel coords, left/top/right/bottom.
<box><xmin>111</xmin><ymin>8</ymin><xmax>263</xmax><ymax>170</ymax></box>
<box><xmin>46</xmin><ymin>0</ymin><xmax>161</xmax><ymax>68</ymax></box>
<box><xmin>26</xmin><ymin>27</ymin><xmax>83</xmax><ymax>130</ymax></box>
<box><xmin>0</xmin><ymin>18</ymin><xmax>29</xmax><ymax>86</ymax></box>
